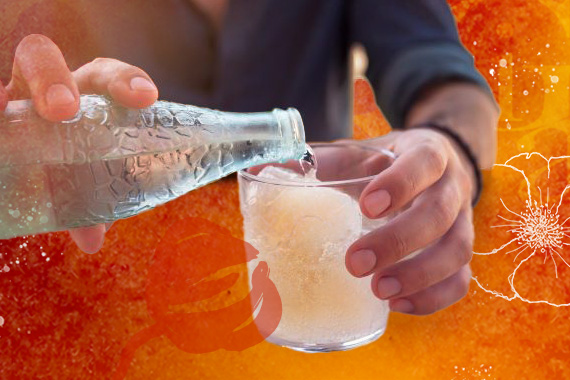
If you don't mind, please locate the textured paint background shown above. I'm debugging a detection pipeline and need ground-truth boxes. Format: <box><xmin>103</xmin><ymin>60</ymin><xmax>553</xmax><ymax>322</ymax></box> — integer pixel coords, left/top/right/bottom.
<box><xmin>1</xmin><ymin>0</ymin><xmax>570</xmax><ymax>379</ymax></box>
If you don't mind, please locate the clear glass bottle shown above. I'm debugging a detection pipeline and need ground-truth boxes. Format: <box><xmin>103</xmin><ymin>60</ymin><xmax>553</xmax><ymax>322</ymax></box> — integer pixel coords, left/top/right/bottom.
<box><xmin>0</xmin><ymin>95</ymin><xmax>305</xmax><ymax>239</ymax></box>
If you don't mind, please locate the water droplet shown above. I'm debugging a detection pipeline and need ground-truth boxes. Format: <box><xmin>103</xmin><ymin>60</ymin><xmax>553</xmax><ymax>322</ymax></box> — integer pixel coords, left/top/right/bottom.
<box><xmin>39</xmin><ymin>215</ymin><xmax>49</xmax><ymax>224</ymax></box>
<box><xmin>300</xmin><ymin>145</ymin><xmax>318</xmax><ymax>178</ymax></box>
<box><xmin>499</xmin><ymin>59</ymin><xmax>507</xmax><ymax>68</ymax></box>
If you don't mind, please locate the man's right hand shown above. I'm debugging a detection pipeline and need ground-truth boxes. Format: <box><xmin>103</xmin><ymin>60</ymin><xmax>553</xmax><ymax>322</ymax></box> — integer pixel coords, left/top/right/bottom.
<box><xmin>0</xmin><ymin>34</ymin><xmax>159</xmax><ymax>254</ymax></box>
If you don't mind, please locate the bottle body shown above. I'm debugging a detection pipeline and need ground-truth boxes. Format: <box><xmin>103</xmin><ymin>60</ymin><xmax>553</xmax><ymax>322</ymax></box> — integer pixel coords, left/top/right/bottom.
<box><xmin>0</xmin><ymin>95</ymin><xmax>305</xmax><ymax>239</ymax></box>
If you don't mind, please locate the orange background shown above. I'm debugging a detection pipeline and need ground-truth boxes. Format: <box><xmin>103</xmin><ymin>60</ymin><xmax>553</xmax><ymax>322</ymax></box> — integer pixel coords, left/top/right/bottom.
<box><xmin>2</xmin><ymin>1</ymin><xmax>570</xmax><ymax>379</ymax></box>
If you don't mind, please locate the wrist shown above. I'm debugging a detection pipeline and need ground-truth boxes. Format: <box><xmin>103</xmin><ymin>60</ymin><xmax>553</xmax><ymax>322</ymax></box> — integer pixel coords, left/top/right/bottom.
<box><xmin>404</xmin><ymin>82</ymin><xmax>498</xmax><ymax>170</ymax></box>
<box><xmin>410</xmin><ymin>123</ymin><xmax>482</xmax><ymax>207</ymax></box>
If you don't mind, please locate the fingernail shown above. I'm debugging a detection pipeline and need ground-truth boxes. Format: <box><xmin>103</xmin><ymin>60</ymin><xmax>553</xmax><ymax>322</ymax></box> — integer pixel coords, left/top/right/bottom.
<box><xmin>348</xmin><ymin>249</ymin><xmax>376</xmax><ymax>276</ymax></box>
<box><xmin>364</xmin><ymin>190</ymin><xmax>391</xmax><ymax>217</ymax></box>
<box><xmin>130</xmin><ymin>77</ymin><xmax>157</xmax><ymax>92</ymax></box>
<box><xmin>46</xmin><ymin>84</ymin><xmax>75</xmax><ymax>108</ymax></box>
<box><xmin>390</xmin><ymin>299</ymin><xmax>414</xmax><ymax>313</ymax></box>
<box><xmin>377</xmin><ymin>277</ymin><xmax>402</xmax><ymax>299</ymax></box>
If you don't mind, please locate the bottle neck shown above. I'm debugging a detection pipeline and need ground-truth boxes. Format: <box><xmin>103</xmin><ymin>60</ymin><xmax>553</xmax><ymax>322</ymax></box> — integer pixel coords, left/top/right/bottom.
<box><xmin>275</xmin><ymin>108</ymin><xmax>305</xmax><ymax>159</ymax></box>
<box><xmin>212</xmin><ymin>108</ymin><xmax>306</xmax><ymax>161</ymax></box>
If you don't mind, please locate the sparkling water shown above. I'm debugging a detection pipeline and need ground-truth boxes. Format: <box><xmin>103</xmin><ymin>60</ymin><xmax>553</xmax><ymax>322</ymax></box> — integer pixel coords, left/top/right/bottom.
<box><xmin>241</xmin><ymin>163</ymin><xmax>389</xmax><ymax>349</ymax></box>
<box><xmin>299</xmin><ymin>144</ymin><xmax>318</xmax><ymax>178</ymax></box>
<box><xmin>0</xmin><ymin>95</ymin><xmax>306</xmax><ymax>239</ymax></box>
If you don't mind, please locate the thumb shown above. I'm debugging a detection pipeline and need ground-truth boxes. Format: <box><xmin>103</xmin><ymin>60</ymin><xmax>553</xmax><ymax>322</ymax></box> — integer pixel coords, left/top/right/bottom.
<box><xmin>7</xmin><ymin>34</ymin><xmax>79</xmax><ymax>121</ymax></box>
<box><xmin>68</xmin><ymin>225</ymin><xmax>106</xmax><ymax>254</ymax></box>
<box><xmin>0</xmin><ymin>79</ymin><xmax>8</xmax><ymax>112</ymax></box>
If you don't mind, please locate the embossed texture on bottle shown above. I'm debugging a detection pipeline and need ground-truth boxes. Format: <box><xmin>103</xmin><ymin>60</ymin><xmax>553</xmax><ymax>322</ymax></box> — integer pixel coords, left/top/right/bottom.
<box><xmin>0</xmin><ymin>95</ymin><xmax>305</xmax><ymax>238</ymax></box>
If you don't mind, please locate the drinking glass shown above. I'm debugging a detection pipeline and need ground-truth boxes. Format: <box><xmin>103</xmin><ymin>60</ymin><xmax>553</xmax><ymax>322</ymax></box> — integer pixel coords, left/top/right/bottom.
<box><xmin>238</xmin><ymin>142</ymin><xmax>396</xmax><ymax>352</ymax></box>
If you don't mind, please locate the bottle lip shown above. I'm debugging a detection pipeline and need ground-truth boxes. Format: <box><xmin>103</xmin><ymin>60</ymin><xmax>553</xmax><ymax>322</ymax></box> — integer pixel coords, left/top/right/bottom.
<box><xmin>238</xmin><ymin>142</ymin><xmax>397</xmax><ymax>187</ymax></box>
<box><xmin>285</xmin><ymin>108</ymin><xmax>305</xmax><ymax>148</ymax></box>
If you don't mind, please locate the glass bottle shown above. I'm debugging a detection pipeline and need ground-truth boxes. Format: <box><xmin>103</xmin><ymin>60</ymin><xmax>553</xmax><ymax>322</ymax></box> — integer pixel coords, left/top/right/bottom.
<box><xmin>0</xmin><ymin>95</ymin><xmax>305</xmax><ymax>239</ymax></box>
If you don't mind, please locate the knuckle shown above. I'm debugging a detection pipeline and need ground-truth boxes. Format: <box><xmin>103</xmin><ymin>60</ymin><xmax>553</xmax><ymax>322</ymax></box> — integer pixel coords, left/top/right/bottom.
<box><xmin>90</xmin><ymin>57</ymin><xmax>112</xmax><ymax>67</ymax></box>
<box><xmin>385</xmin><ymin>230</ymin><xmax>409</xmax><ymax>259</ymax></box>
<box><xmin>431</xmin><ymin>194</ymin><xmax>456</xmax><ymax>229</ymax></box>
<box><xmin>415</xmin><ymin>268</ymin><xmax>435</xmax><ymax>290</ymax></box>
<box><xmin>87</xmin><ymin>58</ymin><xmax>150</xmax><ymax>87</ymax></box>
<box><xmin>457</xmin><ymin>168</ymin><xmax>473</xmax><ymax>198</ymax></box>
<box><xmin>397</xmin><ymin>170</ymin><xmax>420</xmax><ymax>199</ymax></box>
<box><xmin>455</xmin><ymin>235</ymin><xmax>474</xmax><ymax>266</ymax></box>
<box><xmin>420</xmin><ymin>143</ymin><xmax>446</xmax><ymax>175</ymax></box>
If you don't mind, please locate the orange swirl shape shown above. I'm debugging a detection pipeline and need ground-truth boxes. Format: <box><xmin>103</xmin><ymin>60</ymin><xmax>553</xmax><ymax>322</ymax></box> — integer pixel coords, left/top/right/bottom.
<box><xmin>113</xmin><ymin>217</ymin><xmax>282</xmax><ymax>380</ymax></box>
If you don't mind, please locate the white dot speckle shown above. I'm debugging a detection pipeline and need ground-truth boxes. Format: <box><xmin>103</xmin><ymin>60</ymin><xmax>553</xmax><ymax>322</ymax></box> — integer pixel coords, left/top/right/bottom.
<box><xmin>499</xmin><ymin>59</ymin><xmax>508</xmax><ymax>68</ymax></box>
<box><xmin>46</xmin><ymin>202</ymin><xmax>52</xmax><ymax>208</ymax></box>
<box><xmin>8</xmin><ymin>209</ymin><xmax>20</xmax><ymax>218</ymax></box>
<box><xmin>0</xmin><ymin>316</ymin><xmax>4</xmax><ymax>327</ymax></box>
<box><xmin>39</xmin><ymin>215</ymin><xmax>49</xmax><ymax>224</ymax></box>
<box><xmin>551</xmin><ymin>76</ymin><xmax>559</xmax><ymax>83</ymax></box>
<box><xmin>523</xmin><ymin>90</ymin><xmax>529</xmax><ymax>96</ymax></box>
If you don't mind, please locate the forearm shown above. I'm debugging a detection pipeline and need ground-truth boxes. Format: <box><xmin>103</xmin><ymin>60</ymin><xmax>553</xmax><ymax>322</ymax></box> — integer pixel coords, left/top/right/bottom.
<box><xmin>403</xmin><ymin>82</ymin><xmax>499</xmax><ymax>170</ymax></box>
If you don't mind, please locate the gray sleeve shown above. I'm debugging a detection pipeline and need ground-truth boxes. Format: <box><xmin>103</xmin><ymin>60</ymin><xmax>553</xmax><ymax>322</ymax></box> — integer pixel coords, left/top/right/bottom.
<box><xmin>349</xmin><ymin>0</ymin><xmax>496</xmax><ymax>128</ymax></box>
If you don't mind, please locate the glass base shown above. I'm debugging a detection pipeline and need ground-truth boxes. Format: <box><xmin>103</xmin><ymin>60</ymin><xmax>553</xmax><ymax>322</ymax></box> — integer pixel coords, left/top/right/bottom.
<box><xmin>267</xmin><ymin>327</ymin><xmax>386</xmax><ymax>353</ymax></box>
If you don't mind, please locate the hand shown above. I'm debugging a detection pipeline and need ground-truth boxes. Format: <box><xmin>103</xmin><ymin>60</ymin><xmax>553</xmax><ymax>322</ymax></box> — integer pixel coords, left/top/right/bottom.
<box><xmin>345</xmin><ymin>128</ymin><xmax>476</xmax><ymax>315</ymax></box>
<box><xmin>0</xmin><ymin>34</ymin><xmax>159</xmax><ymax>254</ymax></box>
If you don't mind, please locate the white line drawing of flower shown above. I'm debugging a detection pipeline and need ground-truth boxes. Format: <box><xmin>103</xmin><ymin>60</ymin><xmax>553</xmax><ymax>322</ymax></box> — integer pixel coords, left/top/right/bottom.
<box><xmin>473</xmin><ymin>152</ymin><xmax>570</xmax><ymax>306</ymax></box>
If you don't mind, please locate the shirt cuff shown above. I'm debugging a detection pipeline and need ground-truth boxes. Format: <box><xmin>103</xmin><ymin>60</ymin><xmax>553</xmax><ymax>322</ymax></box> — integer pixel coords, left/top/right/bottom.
<box><xmin>373</xmin><ymin>42</ymin><xmax>497</xmax><ymax>129</ymax></box>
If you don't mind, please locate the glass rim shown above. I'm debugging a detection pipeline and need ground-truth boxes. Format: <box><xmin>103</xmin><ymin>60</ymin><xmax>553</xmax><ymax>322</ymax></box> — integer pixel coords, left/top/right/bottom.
<box><xmin>237</xmin><ymin>141</ymin><xmax>396</xmax><ymax>187</ymax></box>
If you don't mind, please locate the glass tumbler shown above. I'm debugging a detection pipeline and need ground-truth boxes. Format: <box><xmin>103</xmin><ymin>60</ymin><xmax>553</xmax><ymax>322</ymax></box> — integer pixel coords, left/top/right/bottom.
<box><xmin>238</xmin><ymin>142</ymin><xmax>396</xmax><ymax>352</ymax></box>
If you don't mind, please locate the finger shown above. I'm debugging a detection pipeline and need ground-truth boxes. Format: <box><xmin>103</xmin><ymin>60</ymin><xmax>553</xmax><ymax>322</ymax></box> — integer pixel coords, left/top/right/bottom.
<box><xmin>371</xmin><ymin>209</ymin><xmax>473</xmax><ymax>299</ymax></box>
<box><xmin>359</xmin><ymin>137</ymin><xmax>449</xmax><ymax>218</ymax></box>
<box><xmin>73</xmin><ymin>57</ymin><xmax>158</xmax><ymax>108</ymax></box>
<box><xmin>312</xmin><ymin>142</ymin><xmax>395</xmax><ymax>182</ymax></box>
<box><xmin>105</xmin><ymin>222</ymin><xmax>114</xmax><ymax>232</ymax></box>
<box><xmin>68</xmin><ymin>225</ymin><xmax>106</xmax><ymax>254</ymax></box>
<box><xmin>346</xmin><ymin>172</ymin><xmax>463</xmax><ymax>276</ymax></box>
<box><xmin>388</xmin><ymin>264</ymin><xmax>472</xmax><ymax>315</ymax></box>
<box><xmin>0</xmin><ymin>79</ymin><xmax>8</xmax><ymax>111</ymax></box>
<box><xmin>6</xmin><ymin>34</ymin><xmax>80</xmax><ymax>121</ymax></box>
